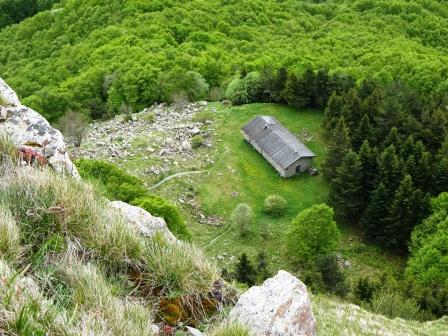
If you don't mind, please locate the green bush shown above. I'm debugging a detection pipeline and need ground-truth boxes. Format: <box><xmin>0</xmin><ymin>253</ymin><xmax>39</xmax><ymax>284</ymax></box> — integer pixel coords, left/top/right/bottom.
<box><xmin>192</xmin><ymin>110</ymin><xmax>215</xmax><ymax>124</ymax></box>
<box><xmin>231</xmin><ymin>203</ymin><xmax>253</xmax><ymax>237</ymax></box>
<box><xmin>370</xmin><ymin>290</ymin><xmax>421</xmax><ymax>320</ymax></box>
<box><xmin>133</xmin><ymin>196</ymin><xmax>191</xmax><ymax>240</ymax></box>
<box><xmin>225</xmin><ymin>77</ymin><xmax>248</xmax><ymax>105</ymax></box>
<box><xmin>287</xmin><ymin>204</ymin><xmax>340</xmax><ymax>264</ymax></box>
<box><xmin>315</xmin><ymin>254</ymin><xmax>347</xmax><ymax>297</ymax></box>
<box><xmin>191</xmin><ymin>135</ymin><xmax>205</xmax><ymax>149</ymax></box>
<box><xmin>75</xmin><ymin>159</ymin><xmax>190</xmax><ymax>240</ymax></box>
<box><xmin>263</xmin><ymin>195</ymin><xmax>287</xmax><ymax>217</ymax></box>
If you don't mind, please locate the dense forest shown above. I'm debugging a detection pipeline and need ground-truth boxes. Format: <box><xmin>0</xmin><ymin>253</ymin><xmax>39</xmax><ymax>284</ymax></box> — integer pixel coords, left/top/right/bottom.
<box><xmin>1</xmin><ymin>0</ymin><xmax>448</xmax><ymax>121</ymax></box>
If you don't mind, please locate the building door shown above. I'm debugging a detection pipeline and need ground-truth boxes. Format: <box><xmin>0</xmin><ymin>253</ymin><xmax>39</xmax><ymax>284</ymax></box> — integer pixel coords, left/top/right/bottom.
<box><xmin>296</xmin><ymin>165</ymin><xmax>301</xmax><ymax>174</ymax></box>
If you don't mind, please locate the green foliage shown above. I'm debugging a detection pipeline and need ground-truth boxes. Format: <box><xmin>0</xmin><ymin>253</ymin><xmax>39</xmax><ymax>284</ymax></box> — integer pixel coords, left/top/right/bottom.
<box><xmin>370</xmin><ymin>290</ymin><xmax>420</xmax><ymax>320</ymax></box>
<box><xmin>235</xmin><ymin>253</ymin><xmax>256</xmax><ymax>287</ymax></box>
<box><xmin>288</xmin><ymin>204</ymin><xmax>340</xmax><ymax>264</ymax></box>
<box><xmin>192</xmin><ymin>110</ymin><xmax>214</xmax><ymax>124</ymax></box>
<box><xmin>133</xmin><ymin>196</ymin><xmax>191</xmax><ymax>241</ymax></box>
<box><xmin>226</xmin><ymin>77</ymin><xmax>248</xmax><ymax>105</ymax></box>
<box><xmin>315</xmin><ymin>254</ymin><xmax>347</xmax><ymax>297</ymax></box>
<box><xmin>230</xmin><ymin>203</ymin><xmax>253</xmax><ymax>237</ymax></box>
<box><xmin>191</xmin><ymin>134</ymin><xmax>205</xmax><ymax>149</ymax></box>
<box><xmin>208</xmin><ymin>322</ymin><xmax>253</xmax><ymax>336</ymax></box>
<box><xmin>407</xmin><ymin>192</ymin><xmax>448</xmax><ymax>288</ymax></box>
<box><xmin>75</xmin><ymin>159</ymin><xmax>191</xmax><ymax>240</ymax></box>
<box><xmin>262</xmin><ymin>195</ymin><xmax>287</xmax><ymax>217</ymax></box>
<box><xmin>329</xmin><ymin>150</ymin><xmax>363</xmax><ymax>222</ymax></box>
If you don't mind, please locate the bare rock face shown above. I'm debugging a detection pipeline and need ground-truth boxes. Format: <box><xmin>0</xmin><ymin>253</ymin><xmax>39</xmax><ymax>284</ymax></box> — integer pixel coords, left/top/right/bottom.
<box><xmin>109</xmin><ymin>201</ymin><xmax>177</xmax><ymax>241</ymax></box>
<box><xmin>0</xmin><ymin>78</ymin><xmax>79</xmax><ymax>179</ymax></box>
<box><xmin>0</xmin><ymin>78</ymin><xmax>21</xmax><ymax>107</ymax></box>
<box><xmin>228</xmin><ymin>270</ymin><xmax>317</xmax><ymax>336</ymax></box>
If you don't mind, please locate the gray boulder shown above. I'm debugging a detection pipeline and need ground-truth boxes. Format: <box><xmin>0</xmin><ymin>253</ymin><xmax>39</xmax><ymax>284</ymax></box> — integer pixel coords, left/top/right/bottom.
<box><xmin>0</xmin><ymin>78</ymin><xmax>20</xmax><ymax>107</ymax></box>
<box><xmin>109</xmin><ymin>201</ymin><xmax>177</xmax><ymax>242</ymax></box>
<box><xmin>228</xmin><ymin>270</ymin><xmax>316</xmax><ymax>336</ymax></box>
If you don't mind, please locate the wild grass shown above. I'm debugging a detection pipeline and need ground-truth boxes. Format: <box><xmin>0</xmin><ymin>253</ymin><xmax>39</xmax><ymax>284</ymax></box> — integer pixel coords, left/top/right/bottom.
<box><xmin>0</xmin><ymin>204</ymin><xmax>22</xmax><ymax>265</ymax></box>
<box><xmin>62</xmin><ymin>258</ymin><xmax>154</xmax><ymax>336</ymax></box>
<box><xmin>142</xmin><ymin>236</ymin><xmax>220</xmax><ymax>298</ymax></box>
<box><xmin>208</xmin><ymin>322</ymin><xmax>253</xmax><ymax>336</ymax></box>
<box><xmin>312</xmin><ymin>294</ymin><xmax>448</xmax><ymax>336</ymax></box>
<box><xmin>0</xmin><ymin>153</ymin><xmax>221</xmax><ymax>332</ymax></box>
<box><xmin>0</xmin><ymin>131</ymin><xmax>18</xmax><ymax>164</ymax></box>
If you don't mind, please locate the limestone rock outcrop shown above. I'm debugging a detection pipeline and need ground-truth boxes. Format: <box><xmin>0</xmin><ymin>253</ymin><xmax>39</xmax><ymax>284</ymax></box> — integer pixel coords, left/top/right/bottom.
<box><xmin>0</xmin><ymin>78</ymin><xmax>79</xmax><ymax>178</ymax></box>
<box><xmin>109</xmin><ymin>201</ymin><xmax>177</xmax><ymax>241</ymax></box>
<box><xmin>228</xmin><ymin>270</ymin><xmax>317</xmax><ymax>336</ymax></box>
<box><xmin>0</xmin><ymin>78</ymin><xmax>20</xmax><ymax>107</ymax></box>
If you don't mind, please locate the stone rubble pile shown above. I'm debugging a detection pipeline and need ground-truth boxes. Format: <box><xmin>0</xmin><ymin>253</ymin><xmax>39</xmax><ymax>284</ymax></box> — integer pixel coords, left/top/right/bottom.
<box><xmin>74</xmin><ymin>101</ymin><xmax>215</xmax><ymax>177</ymax></box>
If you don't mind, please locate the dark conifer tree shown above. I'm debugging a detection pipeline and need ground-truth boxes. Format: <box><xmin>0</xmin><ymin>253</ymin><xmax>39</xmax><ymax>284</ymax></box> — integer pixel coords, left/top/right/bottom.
<box><xmin>433</xmin><ymin>138</ymin><xmax>448</xmax><ymax>194</ymax></box>
<box><xmin>358</xmin><ymin>140</ymin><xmax>377</xmax><ymax>204</ymax></box>
<box><xmin>322</xmin><ymin>93</ymin><xmax>344</xmax><ymax>134</ymax></box>
<box><xmin>341</xmin><ymin>88</ymin><xmax>363</xmax><ymax>132</ymax></box>
<box><xmin>361</xmin><ymin>183</ymin><xmax>389</xmax><ymax>243</ymax></box>
<box><xmin>377</xmin><ymin>145</ymin><xmax>403</xmax><ymax>192</ymax></box>
<box><xmin>329</xmin><ymin>150</ymin><xmax>363</xmax><ymax>222</ymax></box>
<box><xmin>235</xmin><ymin>253</ymin><xmax>256</xmax><ymax>286</ymax></box>
<box><xmin>385</xmin><ymin>175</ymin><xmax>428</xmax><ymax>252</ymax></box>
<box><xmin>383</xmin><ymin>127</ymin><xmax>400</xmax><ymax>150</ymax></box>
<box><xmin>283</xmin><ymin>72</ymin><xmax>311</xmax><ymax>108</ymax></box>
<box><xmin>322</xmin><ymin>116</ymin><xmax>352</xmax><ymax>182</ymax></box>
<box><xmin>313</xmin><ymin>69</ymin><xmax>330</xmax><ymax>109</ymax></box>
<box><xmin>353</xmin><ymin>114</ymin><xmax>373</xmax><ymax>150</ymax></box>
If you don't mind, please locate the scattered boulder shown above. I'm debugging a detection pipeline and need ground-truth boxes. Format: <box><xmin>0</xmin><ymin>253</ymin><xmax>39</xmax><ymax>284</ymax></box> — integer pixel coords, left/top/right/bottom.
<box><xmin>181</xmin><ymin>140</ymin><xmax>192</xmax><ymax>151</ymax></box>
<box><xmin>228</xmin><ymin>270</ymin><xmax>317</xmax><ymax>336</ymax></box>
<box><xmin>109</xmin><ymin>201</ymin><xmax>177</xmax><ymax>242</ymax></box>
<box><xmin>0</xmin><ymin>79</ymin><xmax>79</xmax><ymax>179</ymax></box>
<box><xmin>185</xmin><ymin>326</ymin><xmax>204</xmax><ymax>336</ymax></box>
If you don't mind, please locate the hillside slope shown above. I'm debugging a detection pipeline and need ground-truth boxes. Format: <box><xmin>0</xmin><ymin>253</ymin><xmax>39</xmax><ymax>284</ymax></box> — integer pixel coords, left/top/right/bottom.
<box><xmin>313</xmin><ymin>295</ymin><xmax>448</xmax><ymax>336</ymax></box>
<box><xmin>1</xmin><ymin>0</ymin><xmax>448</xmax><ymax>121</ymax></box>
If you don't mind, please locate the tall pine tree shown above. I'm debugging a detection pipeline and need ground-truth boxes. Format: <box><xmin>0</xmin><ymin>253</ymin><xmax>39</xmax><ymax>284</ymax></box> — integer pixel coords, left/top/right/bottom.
<box><xmin>361</xmin><ymin>183</ymin><xmax>390</xmax><ymax>243</ymax></box>
<box><xmin>358</xmin><ymin>140</ymin><xmax>377</xmax><ymax>206</ymax></box>
<box><xmin>385</xmin><ymin>175</ymin><xmax>428</xmax><ymax>252</ymax></box>
<box><xmin>329</xmin><ymin>150</ymin><xmax>363</xmax><ymax>223</ymax></box>
<box><xmin>377</xmin><ymin>145</ymin><xmax>403</xmax><ymax>192</ymax></box>
<box><xmin>322</xmin><ymin>116</ymin><xmax>352</xmax><ymax>182</ymax></box>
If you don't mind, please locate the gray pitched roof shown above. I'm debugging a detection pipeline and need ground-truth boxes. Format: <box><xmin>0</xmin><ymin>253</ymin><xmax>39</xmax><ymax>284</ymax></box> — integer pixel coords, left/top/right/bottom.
<box><xmin>242</xmin><ymin>116</ymin><xmax>316</xmax><ymax>169</ymax></box>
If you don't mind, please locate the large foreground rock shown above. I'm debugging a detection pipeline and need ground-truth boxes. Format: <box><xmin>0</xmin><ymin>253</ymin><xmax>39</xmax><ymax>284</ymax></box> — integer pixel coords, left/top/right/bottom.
<box><xmin>228</xmin><ymin>270</ymin><xmax>317</xmax><ymax>336</ymax></box>
<box><xmin>0</xmin><ymin>78</ymin><xmax>79</xmax><ymax>179</ymax></box>
<box><xmin>110</xmin><ymin>201</ymin><xmax>177</xmax><ymax>241</ymax></box>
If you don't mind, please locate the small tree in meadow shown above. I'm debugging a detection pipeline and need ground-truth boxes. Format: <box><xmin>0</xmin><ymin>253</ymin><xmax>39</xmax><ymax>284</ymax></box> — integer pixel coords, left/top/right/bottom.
<box><xmin>287</xmin><ymin>204</ymin><xmax>340</xmax><ymax>264</ymax></box>
<box><xmin>231</xmin><ymin>203</ymin><xmax>253</xmax><ymax>237</ymax></box>
<box><xmin>263</xmin><ymin>195</ymin><xmax>287</xmax><ymax>217</ymax></box>
<box><xmin>235</xmin><ymin>253</ymin><xmax>256</xmax><ymax>286</ymax></box>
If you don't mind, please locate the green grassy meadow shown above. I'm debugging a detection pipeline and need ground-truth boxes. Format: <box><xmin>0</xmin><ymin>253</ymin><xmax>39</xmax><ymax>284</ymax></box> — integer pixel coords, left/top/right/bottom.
<box><xmin>154</xmin><ymin>103</ymin><xmax>328</xmax><ymax>272</ymax></box>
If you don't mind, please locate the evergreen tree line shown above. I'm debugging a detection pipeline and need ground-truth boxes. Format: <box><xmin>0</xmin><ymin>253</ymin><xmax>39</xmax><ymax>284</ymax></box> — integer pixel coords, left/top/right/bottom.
<box><xmin>321</xmin><ymin>80</ymin><xmax>448</xmax><ymax>253</ymax></box>
<box><xmin>0</xmin><ymin>0</ymin><xmax>58</xmax><ymax>29</ymax></box>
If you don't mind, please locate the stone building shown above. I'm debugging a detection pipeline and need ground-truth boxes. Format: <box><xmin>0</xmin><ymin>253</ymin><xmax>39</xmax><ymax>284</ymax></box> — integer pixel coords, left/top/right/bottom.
<box><xmin>242</xmin><ymin>116</ymin><xmax>316</xmax><ymax>177</ymax></box>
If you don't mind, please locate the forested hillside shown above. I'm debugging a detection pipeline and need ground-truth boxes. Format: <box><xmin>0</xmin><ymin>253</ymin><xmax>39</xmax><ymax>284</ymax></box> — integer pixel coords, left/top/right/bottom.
<box><xmin>1</xmin><ymin>0</ymin><xmax>448</xmax><ymax>121</ymax></box>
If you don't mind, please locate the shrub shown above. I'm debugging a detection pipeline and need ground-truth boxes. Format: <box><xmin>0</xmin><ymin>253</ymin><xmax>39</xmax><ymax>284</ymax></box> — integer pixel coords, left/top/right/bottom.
<box><xmin>208</xmin><ymin>87</ymin><xmax>225</xmax><ymax>101</ymax></box>
<box><xmin>141</xmin><ymin>112</ymin><xmax>155</xmax><ymax>123</ymax></box>
<box><xmin>231</xmin><ymin>203</ymin><xmax>253</xmax><ymax>237</ymax></box>
<box><xmin>191</xmin><ymin>134</ymin><xmax>205</xmax><ymax>149</ymax></box>
<box><xmin>235</xmin><ymin>253</ymin><xmax>256</xmax><ymax>286</ymax></box>
<box><xmin>263</xmin><ymin>195</ymin><xmax>287</xmax><ymax>217</ymax></box>
<box><xmin>287</xmin><ymin>204</ymin><xmax>340</xmax><ymax>264</ymax></box>
<box><xmin>208</xmin><ymin>322</ymin><xmax>253</xmax><ymax>336</ymax></box>
<box><xmin>76</xmin><ymin>159</ymin><xmax>191</xmax><ymax>240</ymax></box>
<box><xmin>354</xmin><ymin>277</ymin><xmax>378</xmax><ymax>303</ymax></box>
<box><xmin>192</xmin><ymin>110</ymin><xmax>215</xmax><ymax>124</ymax></box>
<box><xmin>370</xmin><ymin>290</ymin><xmax>421</xmax><ymax>320</ymax></box>
<box><xmin>133</xmin><ymin>196</ymin><xmax>191</xmax><ymax>240</ymax></box>
<box><xmin>55</xmin><ymin>110</ymin><xmax>89</xmax><ymax>147</ymax></box>
<box><xmin>315</xmin><ymin>254</ymin><xmax>347</xmax><ymax>297</ymax></box>
<box><xmin>225</xmin><ymin>77</ymin><xmax>248</xmax><ymax>105</ymax></box>
<box><xmin>171</xmin><ymin>91</ymin><xmax>189</xmax><ymax>111</ymax></box>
